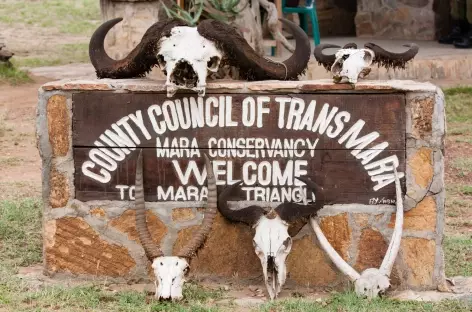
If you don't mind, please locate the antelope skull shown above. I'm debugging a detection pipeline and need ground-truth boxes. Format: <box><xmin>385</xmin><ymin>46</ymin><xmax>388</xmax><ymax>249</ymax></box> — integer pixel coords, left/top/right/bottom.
<box><xmin>217</xmin><ymin>177</ymin><xmax>325</xmax><ymax>300</ymax></box>
<box><xmin>314</xmin><ymin>42</ymin><xmax>419</xmax><ymax>84</ymax></box>
<box><xmin>133</xmin><ymin>150</ymin><xmax>217</xmax><ymax>300</ymax></box>
<box><xmin>308</xmin><ymin>167</ymin><xmax>404</xmax><ymax>299</ymax></box>
<box><xmin>89</xmin><ymin>18</ymin><xmax>311</xmax><ymax>97</ymax></box>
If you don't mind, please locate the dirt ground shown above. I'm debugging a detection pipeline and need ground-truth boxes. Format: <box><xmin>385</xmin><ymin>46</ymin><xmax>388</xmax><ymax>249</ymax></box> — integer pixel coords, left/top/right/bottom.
<box><xmin>0</xmin><ymin>76</ymin><xmax>49</xmax><ymax>200</ymax></box>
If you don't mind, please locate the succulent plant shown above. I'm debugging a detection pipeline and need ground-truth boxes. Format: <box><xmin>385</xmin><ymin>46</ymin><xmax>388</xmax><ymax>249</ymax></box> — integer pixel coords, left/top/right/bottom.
<box><xmin>162</xmin><ymin>0</ymin><xmax>247</xmax><ymax>25</ymax></box>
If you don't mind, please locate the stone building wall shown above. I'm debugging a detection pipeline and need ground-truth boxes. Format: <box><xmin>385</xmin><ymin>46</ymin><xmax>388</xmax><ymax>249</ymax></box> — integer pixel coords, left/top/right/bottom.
<box><xmin>355</xmin><ymin>0</ymin><xmax>436</xmax><ymax>40</ymax></box>
<box><xmin>37</xmin><ymin>79</ymin><xmax>447</xmax><ymax>291</ymax></box>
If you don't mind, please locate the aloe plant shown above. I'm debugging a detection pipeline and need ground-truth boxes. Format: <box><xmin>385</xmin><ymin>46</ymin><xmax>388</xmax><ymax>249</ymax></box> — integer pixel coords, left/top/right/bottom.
<box><xmin>162</xmin><ymin>0</ymin><xmax>247</xmax><ymax>25</ymax></box>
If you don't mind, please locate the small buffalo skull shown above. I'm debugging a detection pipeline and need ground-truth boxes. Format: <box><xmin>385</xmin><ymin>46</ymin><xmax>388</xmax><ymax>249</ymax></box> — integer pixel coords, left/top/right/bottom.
<box><xmin>307</xmin><ymin>167</ymin><xmax>404</xmax><ymax>299</ymax></box>
<box><xmin>133</xmin><ymin>151</ymin><xmax>218</xmax><ymax>300</ymax></box>
<box><xmin>89</xmin><ymin>18</ymin><xmax>311</xmax><ymax>97</ymax></box>
<box><xmin>314</xmin><ymin>42</ymin><xmax>419</xmax><ymax>84</ymax></box>
<box><xmin>217</xmin><ymin>177</ymin><xmax>325</xmax><ymax>300</ymax></box>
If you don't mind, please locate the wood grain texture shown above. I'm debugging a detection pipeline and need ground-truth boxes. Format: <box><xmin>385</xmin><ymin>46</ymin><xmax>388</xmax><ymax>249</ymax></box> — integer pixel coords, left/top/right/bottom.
<box><xmin>72</xmin><ymin>92</ymin><xmax>405</xmax><ymax>149</ymax></box>
<box><xmin>74</xmin><ymin>147</ymin><xmax>406</xmax><ymax>203</ymax></box>
<box><xmin>72</xmin><ymin>91</ymin><xmax>406</xmax><ymax>204</ymax></box>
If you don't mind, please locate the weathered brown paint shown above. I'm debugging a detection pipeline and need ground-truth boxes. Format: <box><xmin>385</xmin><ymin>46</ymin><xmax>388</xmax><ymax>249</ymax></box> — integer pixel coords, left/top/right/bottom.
<box><xmin>72</xmin><ymin>92</ymin><xmax>405</xmax><ymax>149</ymax></box>
<box><xmin>74</xmin><ymin>147</ymin><xmax>406</xmax><ymax>203</ymax></box>
<box><xmin>72</xmin><ymin>91</ymin><xmax>406</xmax><ymax>204</ymax></box>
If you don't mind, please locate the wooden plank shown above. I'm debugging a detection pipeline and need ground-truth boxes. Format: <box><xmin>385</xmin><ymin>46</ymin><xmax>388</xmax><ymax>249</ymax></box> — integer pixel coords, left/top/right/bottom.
<box><xmin>73</xmin><ymin>147</ymin><xmax>406</xmax><ymax>204</ymax></box>
<box><xmin>72</xmin><ymin>92</ymin><xmax>406</xmax><ymax>150</ymax></box>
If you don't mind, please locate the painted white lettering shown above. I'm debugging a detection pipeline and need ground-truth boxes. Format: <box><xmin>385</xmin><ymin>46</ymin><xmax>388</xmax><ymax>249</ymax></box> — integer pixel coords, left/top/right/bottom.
<box><xmin>286</xmin><ymin>97</ymin><xmax>305</xmax><ymax>130</ymax></box>
<box><xmin>82</xmin><ymin>161</ymin><xmax>111</xmax><ymax>183</ymax></box>
<box><xmin>116</xmin><ymin>116</ymin><xmax>140</xmax><ymax>145</ymax></box>
<box><xmin>89</xmin><ymin>148</ymin><xmax>117</xmax><ymax>171</ymax></box>
<box><xmin>205</xmin><ymin>97</ymin><xmax>218</xmax><ymax>127</ymax></box>
<box><xmin>365</xmin><ymin>155</ymin><xmax>399</xmax><ymax>176</ymax></box>
<box><xmin>298</xmin><ymin>100</ymin><xmax>316</xmax><ymax>130</ymax></box>
<box><xmin>147</xmin><ymin>104</ymin><xmax>166</xmax><ymax>135</ymax></box>
<box><xmin>338</xmin><ymin>119</ymin><xmax>379</xmax><ymax>156</ymax></box>
<box><xmin>128</xmin><ymin>110</ymin><xmax>152</xmax><ymax>140</ymax></box>
<box><xmin>275</xmin><ymin>97</ymin><xmax>291</xmax><ymax>129</ymax></box>
<box><xmin>242</xmin><ymin>97</ymin><xmax>256</xmax><ymax>127</ymax></box>
<box><xmin>327</xmin><ymin>111</ymin><xmax>350</xmax><ymax>138</ymax></box>
<box><xmin>225</xmin><ymin>96</ymin><xmax>238</xmax><ymax>127</ymax></box>
<box><xmin>257</xmin><ymin>96</ymin><xmax>270</xmax><ymax>128</ymax></box>
<box><xmin>175</xmin><ymin>99</ymin><xmax>192</xmax><ymax>130</ymax></box>
<box><xmin>312</xmin><ymin>103</ymin><xmax>339</xmax><ymax>134</ymax></box>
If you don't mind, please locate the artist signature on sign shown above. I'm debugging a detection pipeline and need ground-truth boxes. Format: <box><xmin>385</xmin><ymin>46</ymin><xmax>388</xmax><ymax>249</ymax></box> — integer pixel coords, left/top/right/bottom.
<box><xmin>369</xmin><ymin>197</ymin><xmax>396</xmax><ymax>205</ymax></box>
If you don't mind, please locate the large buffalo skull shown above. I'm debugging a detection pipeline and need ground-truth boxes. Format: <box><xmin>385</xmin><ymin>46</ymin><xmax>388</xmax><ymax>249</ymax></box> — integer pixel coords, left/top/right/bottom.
<box><xmin>134</xmin><ymin>151</ymin><xmax>217</xmax><ymax>300</ymax></box>
<box><xmin>308</xmin><ymin>167</ymin><xmax>404</xmax><ymax>299</ymax></box>
<box><xmin>217</xmin><ymin>177</ymin><xmax>325</xmax><ymax>300</ymax></box>
<box><xmin>89</xmin><ymin>18</ymin><xmax>311</xmax><ymax>97</ymax></box>
<box><xmin>314</xmin><ymin>42</ymin><xmax>419</xmax><ymax>84</ymax></box>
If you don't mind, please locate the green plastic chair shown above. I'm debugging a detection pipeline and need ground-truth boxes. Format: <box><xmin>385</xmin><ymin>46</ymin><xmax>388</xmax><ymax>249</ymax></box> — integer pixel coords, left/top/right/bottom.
<box><xmin>281</xmin><ymin>0</ymin><xmax>320</xmax><ymax>45</ymax></box>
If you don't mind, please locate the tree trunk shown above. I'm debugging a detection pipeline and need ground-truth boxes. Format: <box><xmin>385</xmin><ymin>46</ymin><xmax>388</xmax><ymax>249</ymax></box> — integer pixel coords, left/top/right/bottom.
<box><xmin>228</xmin><ymin>0</ymin><xmax>265</xmax><ymax>56</ymax></box>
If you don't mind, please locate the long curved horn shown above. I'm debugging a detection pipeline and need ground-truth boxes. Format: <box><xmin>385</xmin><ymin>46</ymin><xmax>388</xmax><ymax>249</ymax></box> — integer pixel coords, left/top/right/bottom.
<box><xmin>310</xmin><ymin>217</ymin><xmax>361</xmax><ymax>281</ymax></box>
<box><xmin>300</xmin><ymin>176</ymin><xmax>360</xmax><ymax>281</ymax></box>
<box><xmin>134</xmin><ymin>149</ymin><xmax>164</xmax><ymax>260</ymax></box>
<box><xmin>313</xmin><ymin>43</ymin><xmax>357</xmax><ymax>71</ymax></box>
<box><xmin>379</xmin><ymin>167</ymin><xmax>404</xmax><ymax>276</ymax></box>
<box><xmin>364</xmin><ymin>42</ymin><xmax>419</xmax><ymax>69</ymax></box>
<box><xmin>197</xmin><ymin>18</ymin><xmax>311</xmax><ymax>81</ymax></box>
<box><xmin>176</xmin><ymin>154</ymin><xmax>218</xmax><ymax>258</ymax></box>
<box><xmin>89</xmin><ymin>17</ymin><xmax>188</xmax><ymax>79</ymax></box>
<box><xmin>217</xmin><ymin>181</ymin><xmax>265</xmax><ymax>226</ymax></box>
<box><xmin>274</xmin><ymin>176</ymin><xmax>326</xmax><ymax>223</ymax></box>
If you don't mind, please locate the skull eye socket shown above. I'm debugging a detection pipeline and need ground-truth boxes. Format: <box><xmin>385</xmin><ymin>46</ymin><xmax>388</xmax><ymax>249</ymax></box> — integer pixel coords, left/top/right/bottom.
<box><xmin>377</xmin><ymin>285</ymin><xmax>380</xmax><ymax>289</ymax></box>
<box><xmin>207</xmin><ymin>56</ymin><xmax>220</xmax><ymax>72</ymax></box>
<box><xmin>364</xmin><ymin>287</ymin><xmax>367</xmax><ymax>292</ymax></box>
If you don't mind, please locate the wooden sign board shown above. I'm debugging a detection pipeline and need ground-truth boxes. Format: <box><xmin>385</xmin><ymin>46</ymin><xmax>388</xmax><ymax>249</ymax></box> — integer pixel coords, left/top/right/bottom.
<box><xmin>72</xmin><ymin>92</ymin><xmax>406</xmax><ymax>205</ymax></box>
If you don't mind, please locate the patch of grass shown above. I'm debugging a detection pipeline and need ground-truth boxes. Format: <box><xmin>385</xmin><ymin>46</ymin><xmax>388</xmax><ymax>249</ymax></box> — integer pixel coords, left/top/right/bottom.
<box><xmin>0</xmin><ymin>0</ymin><xmax>100</xmax><ymax>36</ymax></box>
<box><xmin>257</xmin><ymin>292</ymin><xmax>471</xmax><ymax>312</ymax></box>
<box><xmin>451</xmin><ymin>157</ymin><xmax>472</xmax><ymax>176</ymax></box>
<box><xmin>0</xmin><ymin>198</ymin><xmax>42</xmax><ymax>268</ymax></box>
<box><xmin>444</xmin><ymin>236</ymin><xmax>472</xmax><ymax>277</ymax></box>
<box><xmin>12</xmin><ymin>43</ymin><xmax>90</xmax><ymax>68</ymax></box>
<box><xmin>0</xmin><ymin>63</ymin><xmax>32</xmax><ymax>85</ymax></box>
<box><xmin>1</xmin><ymin>280</ymin><xmax>225</xmax><ymax>312</ymax></box>
<box><xmin>444</xmin><ymin>87</ymin><xmax>472</xmax><ymax>123</ymax></box>
<box><xmin>461</xmin><ymin>185</ymin><xmax>472</xmax><ymax>196</ymax></box>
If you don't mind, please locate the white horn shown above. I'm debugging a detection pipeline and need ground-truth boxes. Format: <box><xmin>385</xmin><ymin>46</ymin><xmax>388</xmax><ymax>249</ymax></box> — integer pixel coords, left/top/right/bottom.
<box><xmin>310</xmin><ymin>217</ymin><xmax>361</xmax><ymax>281</ymax></box>
<box><xmin>379</xmin><ymin>167</ymin><xmax>404</xmax><ymax>276</ymax></box>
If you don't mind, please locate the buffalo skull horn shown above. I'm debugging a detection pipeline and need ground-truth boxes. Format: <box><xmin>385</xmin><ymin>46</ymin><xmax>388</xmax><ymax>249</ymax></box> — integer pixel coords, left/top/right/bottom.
<box><xmin>308</xmin><ymin>167</ymin><xmax>404</xmax><ymax>299</ymax></box>
<box><xmin>364</xmin><ymin>42</ymin><xmax>419</xmax><ymax>70</ymax></box>
<box><xmin>217</xmin><ymin>177</ymin><xmax>326</xmax><ymax>300</ymax></box>
<box><xmin>134</xmin><ymin>150</ymin><xmax>217</xmax><ymax>300</ymax></box>
<box><xmin>313</xmin><ymin>43</ymin><xmax>358</xmax><ymax>71</ymax></box>
<box><xmin>89</xmin><ymin>17</ymin><xmax>311</xmax><ymax>96</ymax></box>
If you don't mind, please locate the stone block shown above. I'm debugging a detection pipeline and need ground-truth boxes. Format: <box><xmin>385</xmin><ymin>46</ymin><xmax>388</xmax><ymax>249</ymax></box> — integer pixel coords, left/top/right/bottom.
<box><xmin>401</xmin><ymin>237</ymin><xmax>436</xmax><ymax>287</ymax></box>
<box><xmin>109</xmin><ymin>210</ymin><xmax>167</xmax><ymax>245</ymax></box>
<box><xmin>389</xmin><ymin>196</ymin><xmax>436</xmax><ymax>232</ymax></box>
<box><xmin>173</xmin><ymin>213</ymin><xmax>261</xmax><ymax>278</ymax></box>
<box><xmin>354</xmin><ymin>228</ymin><xmax>388</xmax><ymax>272</ymax></box>
<box><xmin>319</xmin><ymin>213</ymin><xmax>351</xmax><ymax>260</ymax></box>
<box><xmin>48</xmin><ymin>168</ymin><xmax>69</xmax><ymax>208</ymax></box>
<box><xmin>411</xmin><ymin>96</ymin><xmax>434</xmax><ymax>140</ymax></box>
<box><xmin>45</xmin><ymin>217</ymin><xmax>136</xmax><ymax>277</ymax></box>
<box><xmin>90</xmin><ymin>207</ymin><xmax>106</xmax><ymax>218</ymax></box>
<box><xmin>353</xmin><ymin>213</ymin><xmax>370</xmax><ymax>228</ymax></box>
<box><xmin>286</xmin><ymin>235</ymin><xmax>338</xmax><ymax>286</ymax></box>
<box><xmin>408</xmin><ymin>147</ymin><xmax>433</xmax><ymax>188</ymax></box>
<box><xmin>172</xmin><ymin>208</ymin><xmax>196</xmax><ymax>222</ymax></box>
<box><xmin>47</xmin><ymin>95</ymin><xmax>70</xmax><ymax>157</ymax></box>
